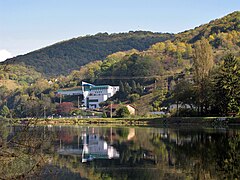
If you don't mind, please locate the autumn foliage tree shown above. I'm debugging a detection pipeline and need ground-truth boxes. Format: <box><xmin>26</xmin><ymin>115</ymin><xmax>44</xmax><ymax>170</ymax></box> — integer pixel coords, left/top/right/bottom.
<box><xmin>57</xmin><ymin>102</ymin><xmax>74</xmax><ymax>116</ymax></box>
<box><xmin>193</xmin><ymin>38</ymin><xmax>214</xmax><ymax>115</ymax></box>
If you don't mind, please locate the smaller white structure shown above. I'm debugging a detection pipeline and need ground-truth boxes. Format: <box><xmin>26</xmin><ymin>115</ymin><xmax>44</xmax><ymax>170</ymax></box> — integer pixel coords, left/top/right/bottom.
<box><xmin>149</xmin><ymin>111</ymin><xmax>166</xmax><ymax>115</ymax></box>
<box><xmin>169</xmin><ymin>104</ymin><xmax>194</xmax><ymax>111</ymax></box>
<box><xmin>82</xmin><ymin>81</ymin><xmax>119</xmax><ymax>109</ymax></box>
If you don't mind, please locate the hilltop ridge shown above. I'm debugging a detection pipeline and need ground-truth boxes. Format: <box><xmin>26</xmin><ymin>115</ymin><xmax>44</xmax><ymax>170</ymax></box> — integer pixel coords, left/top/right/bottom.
<box><xmin>3</xmin><ymin>31</ymin><xmax>173</xmax><ymax>76</ymax></box>
<box><xmin>2</xmin><ymin>11</ymin><xmax>240</xmax><ymax>77</ymax></box>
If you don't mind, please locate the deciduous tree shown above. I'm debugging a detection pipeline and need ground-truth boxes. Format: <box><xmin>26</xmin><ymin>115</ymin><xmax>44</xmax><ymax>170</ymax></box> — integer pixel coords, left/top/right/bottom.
<box><xmin>116</xmin><ymin>106</ymin><xmax>130</xmax><ymax>118</ymax></box>
<box><xmin>0</xmin><ymin>105</ymin><xmax>10</xmax><ymax>117</ymax></box>
<box><xmin>193</xmin><ymin>38</ymin><xmax>214</xmax><ymax>115</ymax></box>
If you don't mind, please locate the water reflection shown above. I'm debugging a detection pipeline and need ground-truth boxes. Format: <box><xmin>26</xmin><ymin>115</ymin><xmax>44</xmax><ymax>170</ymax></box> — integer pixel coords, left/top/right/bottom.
<box><xmin>1</xmin><ymin>123</ymin><xmax>240</xmax><ymax>179</ymax></box>
<box><xmin>58</xmin><ymin>127</ymin><xmax>119</xmax><ymax>162</ymax></box>
<box><xmin>0</xmin><ymin>122</ymin><xmax>56</xmax><ymax>179</ymax></box>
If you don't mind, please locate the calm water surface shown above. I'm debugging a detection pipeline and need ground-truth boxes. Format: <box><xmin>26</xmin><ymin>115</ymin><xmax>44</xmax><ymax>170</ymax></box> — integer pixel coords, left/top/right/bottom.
<box><xmin>1</xmin><ymin>124</ymin><xmax>240</xmax><ymax>179</ymax></box>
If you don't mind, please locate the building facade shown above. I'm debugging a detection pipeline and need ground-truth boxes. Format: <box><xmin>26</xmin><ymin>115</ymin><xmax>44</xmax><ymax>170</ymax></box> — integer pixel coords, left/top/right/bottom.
<box><xmin>57</xmin><ymin>87</ymin><xmax>82</xmax><ymax>96</ymax></box>
<box><xmin>82</xmin><ymin>81</ymin><xmax>119</xmax><ymax>109</ymax></box>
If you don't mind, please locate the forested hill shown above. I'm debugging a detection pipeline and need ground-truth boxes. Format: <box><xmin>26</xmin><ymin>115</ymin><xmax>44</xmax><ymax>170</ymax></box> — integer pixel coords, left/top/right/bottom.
<box><xmin>3</xmin><ymin>11</ymin><xmax>239</xmax><ymax>77</ymax></box>
<box><xmin>65</xmin><ymin>11</ymin><xmax>239</xmax><ymax>87</ymax></box>
<box><xmin>3</xmin><ymin>31</ymin><xmax>173</xmax><ymax>76</ymax></box>
<box><xmin>174</xmin><ymin>11</ymin><xmax>240</xmax><ymax>44</ymax></box>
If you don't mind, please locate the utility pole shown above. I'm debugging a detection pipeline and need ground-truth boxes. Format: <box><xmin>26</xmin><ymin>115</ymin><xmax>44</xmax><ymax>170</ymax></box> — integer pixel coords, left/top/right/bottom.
<box><xmin>110</xmin><ymin>102</ymin><xmax>113</xmax><ymax>118</ymax></box>
<box><xmin>60</xmin><ymin>94</ymin><xmax>62</xmax><ymax>104</ymax></box>
<box><xmin>110</xmin><ymin>127</ymin><xmax>113</xmax><ymax>144</ymax></box>
<box><xmin>78</xmin><ymin>134</ymin><xmax>80</xmax><ymax>149</ymax></box>
<box><xmin>43</xmin><ymin>106</ymin><xmax>46</xmax><ymax>119</ymax></box>
<box><xmin>165</xmin><ymin>77</ymin><xmax>168</xmax><ymax>91</ymax></box>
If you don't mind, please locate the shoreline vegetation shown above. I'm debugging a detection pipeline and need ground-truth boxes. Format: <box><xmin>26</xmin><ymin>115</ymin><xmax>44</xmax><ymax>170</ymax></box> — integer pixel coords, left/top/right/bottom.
<box><xmin>2</xmin><ymin>116</ymin><xmax>240</xmax><ymax>126</ymax></box>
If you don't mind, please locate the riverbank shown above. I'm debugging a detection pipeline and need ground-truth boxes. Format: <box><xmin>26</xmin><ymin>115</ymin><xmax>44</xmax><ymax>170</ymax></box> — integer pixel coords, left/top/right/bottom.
<box><xmin>3</xmin><ymin>116</ymin><xmax>240</xmax><ymax>126</ymax></box>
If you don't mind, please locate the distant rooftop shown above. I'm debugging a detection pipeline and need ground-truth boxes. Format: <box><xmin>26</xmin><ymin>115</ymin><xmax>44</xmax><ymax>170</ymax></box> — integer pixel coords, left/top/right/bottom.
<box><xmin>82</xmin><ymin>81</ymin><xmax>118</xmax><ymax>90</ymax></box>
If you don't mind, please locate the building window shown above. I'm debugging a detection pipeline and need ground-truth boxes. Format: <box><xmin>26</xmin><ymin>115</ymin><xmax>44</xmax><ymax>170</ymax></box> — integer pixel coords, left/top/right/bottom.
<box><xmin>89</xmin><ymin>99</ymin><xmax>98</xmax><ymax>102</ymax></box>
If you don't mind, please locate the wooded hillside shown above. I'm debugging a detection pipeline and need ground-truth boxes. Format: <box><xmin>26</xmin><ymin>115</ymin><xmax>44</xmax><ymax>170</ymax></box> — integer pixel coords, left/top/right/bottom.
<box><xmin>3</xmin><ymin>31</ymin><xmax>173</xmax><ymax>76</ymax></box>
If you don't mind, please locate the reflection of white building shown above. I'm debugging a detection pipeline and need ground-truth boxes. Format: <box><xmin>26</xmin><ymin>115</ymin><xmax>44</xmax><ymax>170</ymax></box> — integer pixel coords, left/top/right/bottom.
<box><xmin>82</xmin><ymin>81</ymin><xmax>119</xmax><ymax>109</ymax></box>
<box><xmin>82</xmin><ymin>132</ymin><xmax>119</xmax><ymax>162</ymax></box>
<box><xmin>57</xmin><ymin>130</ymin><xmax>119</xmax><ymax>163</ymax></box>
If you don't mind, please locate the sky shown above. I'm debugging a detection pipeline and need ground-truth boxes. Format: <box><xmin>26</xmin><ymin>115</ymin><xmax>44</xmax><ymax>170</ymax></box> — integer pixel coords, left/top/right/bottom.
<box><xmin>0</xmin><ymin>0</ymin><xmax>239</xmax><ymax>61</ymax></box>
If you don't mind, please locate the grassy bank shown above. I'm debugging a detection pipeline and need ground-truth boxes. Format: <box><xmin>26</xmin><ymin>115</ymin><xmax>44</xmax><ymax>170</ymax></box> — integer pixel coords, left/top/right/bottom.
<box><xmin>4</xmin><ymin>116</ymin><xmax>240</xmax><ymax>126</ymax></box>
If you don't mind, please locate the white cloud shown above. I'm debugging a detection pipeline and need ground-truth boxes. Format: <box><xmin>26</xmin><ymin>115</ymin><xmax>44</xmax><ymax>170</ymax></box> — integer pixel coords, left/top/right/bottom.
<box><xmin>0</xmin><ymin>49</ymin><xmax>13</xmax><ymax>62</ymax></box>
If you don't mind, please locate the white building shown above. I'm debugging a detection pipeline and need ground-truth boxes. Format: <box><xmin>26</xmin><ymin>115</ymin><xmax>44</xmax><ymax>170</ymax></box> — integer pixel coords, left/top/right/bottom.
<box><xmin>82</xmin><ymin>81</ymin><xmax>119</xmax><ymax>109</ymax></box>
<box><xmin>57</xmin><ymin>87</ymin><xmax>82</xmax><ymax>96</ymax></box>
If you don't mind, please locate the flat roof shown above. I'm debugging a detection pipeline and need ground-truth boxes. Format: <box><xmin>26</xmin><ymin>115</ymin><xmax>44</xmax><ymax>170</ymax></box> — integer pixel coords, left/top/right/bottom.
<box><xmin>91</xmin><ymin>85</ymin><xmax>109</xmax><ymax>90</ymax></box>
<box><xmin>57</xmin><ymin>86</ymin><xmax>82</xmax><ymax>92</ymax></box>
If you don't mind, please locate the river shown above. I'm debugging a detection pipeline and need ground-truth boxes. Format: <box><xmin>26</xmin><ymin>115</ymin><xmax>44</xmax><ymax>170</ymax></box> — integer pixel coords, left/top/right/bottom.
<box><xmin>0</xmin><ymin>123</ymin><xmax>239</xmax><ymax>179</ymax></box>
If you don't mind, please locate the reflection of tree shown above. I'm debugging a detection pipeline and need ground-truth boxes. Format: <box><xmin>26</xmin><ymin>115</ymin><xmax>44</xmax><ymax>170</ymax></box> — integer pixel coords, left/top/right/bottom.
<box><xmin>42</xmin><ymin>153</ymin><xmax>107</xmax><ymax>180</ymax></box>
<box><xmin>173</xmin><ymin>132</ymin><xmax>217</xmax><ymax>179</ymax></box>
<box><xmin>151</xmin><ymin>133</ymin><xmax>173</xmax><ymax>166</ymax></box>
<box><xmin>117</xmin><ymin>142</ymin><xmax>145</xmax><ymax>165</ymax></box>
<box><xmin>52</xmin><ymin>127</ymin><xmax>240</xmax><ymax>180</ymax></box>
<box><xmin>113</xmin><ymin>128</ymin><xmax>240</xmax><ymax>180</ymax></box>
<box><xmin>163</xmin><ymin>129</ymin><xmax>240</xmax><ymax>180</ymax></box>
<box><xmin>0</xmin><ymin>118</ymin><xmax>55</xmax><ymax>179</ymax></box>
<box><xmin>216</xmin><ymin>134</ymin><xmax>240</xmax><ymax>179</ymax></box>
<box><xmin>116</xmin><ymin>128</ymin><xmax>129</xmax><ymax>139</ymax></box>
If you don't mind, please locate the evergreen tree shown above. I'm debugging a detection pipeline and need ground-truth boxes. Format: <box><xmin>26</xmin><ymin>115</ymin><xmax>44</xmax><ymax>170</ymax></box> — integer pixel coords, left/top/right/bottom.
<box><xmin>124</xmin><ymin>82</ymin><xmax>132</xmax><ymax>94</ymax></box>
<box><xmin>214</xmin><ymin>54</ymin><xmax>240</xmax><ymax>115</ymax></box>
<box><xmin>131</xmin><ymin>80</ymin><xmax>137</xmax><ymax>93</ymax></box>
<box><xmin>136</xmin><ymin>83</ymin><xmax>143</xmax><ymax>94</ymax></box>
<box><xmin>118</xmin><ymin>81</ymin><xmax>126</xmax><ymax>100</ymax></box>
<box><xmin>119</xmin><ymin>81</ymin><xmax>125</xmax><ymax>93</ymax></box>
